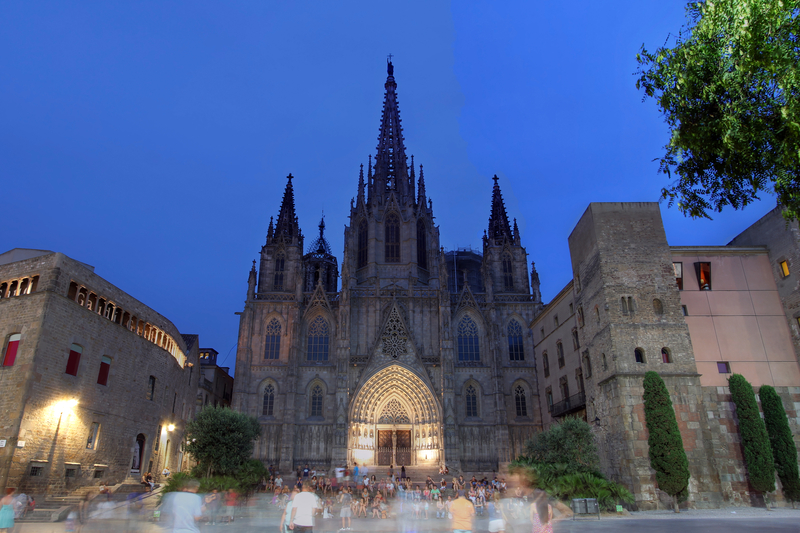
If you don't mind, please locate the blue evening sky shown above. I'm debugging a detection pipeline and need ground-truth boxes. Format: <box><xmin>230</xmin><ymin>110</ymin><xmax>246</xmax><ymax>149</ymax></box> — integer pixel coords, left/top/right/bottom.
<box><xmin>0</xmin><ymin>2</ymin><xmax>774</xmax><ymax>368</ymax></box>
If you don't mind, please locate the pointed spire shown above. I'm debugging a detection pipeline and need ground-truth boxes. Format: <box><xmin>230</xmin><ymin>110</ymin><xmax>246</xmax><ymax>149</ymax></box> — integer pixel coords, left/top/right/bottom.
<box><xmin>488</xmin><ymin>175</ymin><xmax>513</xmax><ymax>245</ymax></box>
<box><xmin>357</xmin><ymin>163</ymin><xmax>366</xmax><ymax>206</ymax></box>
<box><xmin>513</xmin><ymin>218</ymin><xmax>520</xmax><ymax>244</ymax></box>
<box><xmin>267</xmin><ymin>216</ymin><xmax>274</xmax><ymax>242</ymax></box>
<box><xmin>417</xmin><ymin>163</ymin><xmax>427</xmax><ymax>207</ymax></box>
<box><xmin>371</xmin><ymin>57</ymin><xmax>410</xmax><ymax>202</ymax></box>
<box><xmin>317</xmin><ymin>214</ymin><xmax>326</xmax><ymax>252</ymax></box>
<box><xmin>272</xmin><ymin>174</ymin><xmax>300</xmax><ymax>245</ymax></box>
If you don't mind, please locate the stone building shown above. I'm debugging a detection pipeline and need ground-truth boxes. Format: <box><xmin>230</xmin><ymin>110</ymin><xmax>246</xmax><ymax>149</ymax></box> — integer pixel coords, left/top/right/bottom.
<box><xmin>0</xmin><ymin>249</ymin><xmax>199</xmax><ymax>494</ymax></box>
<box><xmin>197</xmin><ymin>347</ymin><xmax>234</xmax><ymax>412</ymax></box>
<box><xmin>534</xmin><ymin>203</ymin><xmax>800</xmax><ymax>508</ymax></box>
<box><xmin>232</xmin><ymin>61</ymin><xmax>543</xmax><ymax>473</ymax></box>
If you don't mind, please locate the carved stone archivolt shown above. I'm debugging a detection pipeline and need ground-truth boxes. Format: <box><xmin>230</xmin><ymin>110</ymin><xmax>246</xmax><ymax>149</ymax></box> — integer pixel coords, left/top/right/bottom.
<box><xmin>350</xmin><ymin>364</ymin><xmax>440</xmax><ymax>426</ymax></box>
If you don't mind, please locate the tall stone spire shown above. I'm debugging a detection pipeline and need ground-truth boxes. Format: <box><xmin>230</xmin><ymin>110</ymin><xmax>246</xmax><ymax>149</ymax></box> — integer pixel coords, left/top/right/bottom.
<box><xmin>417</xmin><ymin>163</ymin><xmax>427</xmax><ymax>207</ymax></box>
<box><xmin>357</xmin><ymin>163</ymin><xmax>366</xmax><ymax>206</ymax></box>
<box><xmin>369</xmin><ymin>58</ymin><xmax>412</xmax><ymax>205</ymax></box>
<box><xmin>270</xmin><ymin>173</ymin><xmax>301</xmax><ymax>245</ymax></box>
<box><xmin>487</xmin><ymin>175</ymin><xmax>513</xmax><ymax>245</ymax></box>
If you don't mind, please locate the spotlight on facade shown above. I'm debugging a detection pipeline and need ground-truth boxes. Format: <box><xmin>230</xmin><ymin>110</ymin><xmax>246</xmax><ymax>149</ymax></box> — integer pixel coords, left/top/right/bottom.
<box><xmin>167</xmin><ymin>424</ymin><xmax>175</xmax><ymax>432</ymax></box>
<box><xmin>53</xmin><ymin>398</ymin><xmax>79</xmax><ymax>414</ymax></box>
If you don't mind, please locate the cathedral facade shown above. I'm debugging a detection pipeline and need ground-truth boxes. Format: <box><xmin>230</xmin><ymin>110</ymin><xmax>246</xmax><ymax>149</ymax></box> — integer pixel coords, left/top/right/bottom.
<box><xmin>232</xmin><ymin>62</ymin><xmax>543</xmax><ymax>473</ymax></box>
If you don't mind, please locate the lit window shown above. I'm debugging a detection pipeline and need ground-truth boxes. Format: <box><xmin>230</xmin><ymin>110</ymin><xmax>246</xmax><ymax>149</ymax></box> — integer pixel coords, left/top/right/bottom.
<box><xmin>673</xmin><ymin>262</ymin><xmax>683</xmax><ymax>290</ymax></box>
<box><xmin>65</xmin><ymin>344</ymin><xmax>82</xmax><ymax>376</ymax></box>
<box><xmin>2</xmin><ymin>333</ymin><xmax>21</xmax><ymax>367</ymax></box>
<box><xmin>635</xmin><ymin>348</ymin><xmax>645</xmax><ymax>363</ymax></box>
<box><xmin>717</xmin><ymin>361</ymin><xmax>731</xmax><ymax>374</ymax></box>
<box><xmin>265</xmin><ymin>318</ymin><xmax>281</xmax><ymax>360</ymax></box>
<box><xmin>97</xmin><ymin>356</ymin><xmax>111</xmax><ymax>386</ymax></box>
<box><xmin>86</xmin><ymin>422</ymin><xmax>100</xmax><ymax>450</ymax></box>
<box><xmin>465</xmin><ymin>385</ymin><xmax>478</xmax><ymax>417</ymax></box>
<box><xmin>508</xmin><ymin>320</ymin><xmax>524</xmax><ymax>361</ymax></box>
<box><xmin>661</xmin><ymin>347</ymin><xmax>671</xmax><ymax>363</ymax></box>
<box><xmin>310</xmin><ymin>385</ymin><xmax>323</xmax><ymax>417</ymax></box>
<box><xmin>543</xmin><ymin>352</ymin><xmax>550</xmax><ymax>378</ymax></box>
<box><xmin>385</xmin><ymin>213</ymin><xmax>400</xmax><ymax>263</ymax></box>
<box><xmin>307</xmin><ymin>316</ymin><xmax>329</xmax><ymax>362</ymax></box>
<box><xmin>263</xmin><ymin>383</ymin><xmax>275</xmax><ymax>416</ymax></box>
<box><xmin>457</xmin><ymin>316</ymin><xmax>480</xmax><ymax>363</ymax></box>
<box><xmin>695</xmin><ymin>262</ymin><xmax>712</xmax><ymax>290</ymax></box>
<box><xmin>780</xmin><ymin>260</ymin><xmax>790</xmax><ymax>278</ymax></box>
<box><xmin>514</xmin><ymin>385</ymin><xmax>527</xmax><ymax>417</ymax></box>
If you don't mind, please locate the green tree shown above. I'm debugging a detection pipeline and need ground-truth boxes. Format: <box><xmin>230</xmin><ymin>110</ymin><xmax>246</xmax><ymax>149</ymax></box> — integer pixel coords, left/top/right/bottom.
<box><xmin>523</xmin><ymin>417</ymin><xmax>600</xmax><ymax>474</ymax></box>
<box><xmin>728</xmin><ymin>374</ymin><xmax>776</xmax><ymax>497</ymax></box>
<box><xmin>642</xmin><ymin>371</ymin><xmax>690</xmax><ymax>513</ymax></box>
<box><xmin>759</xmin><ymin>385</ymin><xmax>800</xmax><ymax>503</ymax></box>
<box><xmin>636</xmin><ymin>1</ymin><xmax>800</xmax><ymax>219</ymax></box>
<box><xmin>184</xmin><ymin>405</ymin><xmax>261</xmax><ymax>477</ymax></box>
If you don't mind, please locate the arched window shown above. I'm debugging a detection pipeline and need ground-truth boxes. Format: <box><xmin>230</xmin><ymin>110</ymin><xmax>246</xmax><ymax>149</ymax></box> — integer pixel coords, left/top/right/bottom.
<box><xmin>508</xmin><ymin>320</ymin><xmax>524</xmax><ymax>361</ymax></box>
<box><xmin>307</xmin><ymin>316</ymin><xmax>329</xmax><ymax>362</ymax></box>
<box><xmin>457</xmin><ymin>316</ymin><xmax>480</xmax><ymax>363</ymax></box>
<box><xmin>310</xmin><ymin>384</ymin><xmax>324</xmax><ymax>417</ymax></box>
<box><xmin>358</xmin><ymin>219</ymin><xmax>368</xmax><ymax>269</ymax></box>
<box><xmin>273</xmin><ymin>253</ymin><xmax>285</xmax><ymax>290</ymax></box>
<box><xmin>502</xmin><ymin>254</ymin><xmax>513</xmax><ymax>290</ymax></box>
<box><xmin>264</xmin><ymin>318</ymin><xmax>281</xmax><ymax>360</ymax></box>
<box><xmin>653</xmin><ymin>298</ymin><xmax>664</xmax><ymax>315</ymax></box>
<box><xmin>661</xmin><ymin>347</ymin><xmax>671</xmax><ymax>363</ymax></box>
<box><xmin>514</xmin><ymin>385</ymin><xmax>528</xmax><ymax>417</ymax></box>
<box><xmin>465</xmin><ymin>384</ymin><xmax>478</xmax><ymax>417</ymax></box>
<box><xmin>66</xmin><ymin>343</ymin><xmax>82</xmax><ymax>376</ymax></box>
<box><xmin>263</xmin><ymin>383</ymin><xmax>275</xmax><ymax>416</ymax></box>
<box><xmin>385</xmin><ymin>213</ymin><xmax>400</xmax><ymax>263</ymax></box>
<box><xmin>635</xmin><ymin>348</ymin><xmax>645</xmax><ymax>363</ymax></box>
<box><xmin>417</xmin><ymin>219</ymin><xmax>428</xmax><ymax>269</ymax></box>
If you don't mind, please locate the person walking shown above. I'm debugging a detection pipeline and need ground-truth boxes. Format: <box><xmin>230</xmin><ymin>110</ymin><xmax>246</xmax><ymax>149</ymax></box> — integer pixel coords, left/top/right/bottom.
<box><xmin>339</xmin><ymin>488</ymin><xmax>352</xmax><ymax>530</ymax></box>
<box><xmin>290</xmin><ymin>483</ymin><xmax>320</xmax><ymax>533</ymax></box>
<box><xmin>530</xmin><ymin>497</ymin><xmax>554</xmax><ymax>533</ymax></box>
<box><xmin>0</xmin><ymin>489</ymin><xmax>15</xmax><ymax>533</ymax></box>
<box><xmin>280</xmin><ymin>488</ymin><xmax>300</xmax><ymax>533</ymax></box>
<box><xmin>163</xmin><ymin>479</ymin><xmax>203</xmax><ymax>533</ymax></box>
<box><xmin>449</xmin><ymin>490</ymin><xmax>475</xmax><ymax>533</ymax></box>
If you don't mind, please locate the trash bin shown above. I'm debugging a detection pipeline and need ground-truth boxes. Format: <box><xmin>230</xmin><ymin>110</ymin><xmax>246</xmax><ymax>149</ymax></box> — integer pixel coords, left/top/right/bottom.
<box><xmin>571</xmin><ymin>498</ymin><xmax>600</xmax><ymax>520</ymax></box>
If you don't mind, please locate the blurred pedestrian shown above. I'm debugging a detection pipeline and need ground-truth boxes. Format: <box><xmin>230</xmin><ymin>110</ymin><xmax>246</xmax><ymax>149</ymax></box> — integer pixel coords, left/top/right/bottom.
<box><xmin>290</xmin><ymin>484</ymin><xmax>320</xmax><ymax>533</ymax></box>
<box><xmin>164</xmin><ymin>478</ymin><xmax>203</xmax><ymax>533</ymax></box>
<box><xmin>0</xmin><ymin>489</ymin><xmax>15</xmax><ymax>533</ymax></box>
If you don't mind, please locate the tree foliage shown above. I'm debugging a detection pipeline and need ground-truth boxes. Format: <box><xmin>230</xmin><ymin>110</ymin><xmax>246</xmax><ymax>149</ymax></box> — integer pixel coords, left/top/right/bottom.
<box><xmin>184</xmin><ymin>405</ymin><xmax>261</xmax><ymax>477</ymax></box>
<box><xmin>636</xmin><ymin>1</ymin><xmax>800</xmax><ymax>219</ymax></box>
<box><xmin>523</xmin><ymin>417</ymin><xmax>600</xmax><ymax>474</ymax></box>
<box><xmin>728</xmin><ymin>374</ymin><xmax>776</xmax><ymax>493</ymax></box>
<box><xmin>759</xmin><ymin>385</ymin><xmax>800</xmax><ymax>501</ymax></box>
<box><xmin>643</xmin><ymin>372</ymin><xmax>691</xmax><ymax>511</ymax></box>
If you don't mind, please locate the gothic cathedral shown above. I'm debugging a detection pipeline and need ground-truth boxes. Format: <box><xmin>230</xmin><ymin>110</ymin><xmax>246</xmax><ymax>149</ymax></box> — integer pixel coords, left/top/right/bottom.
<box><xmin>232</xmin><ymin>62</ymin><xmax>543</xmax><ymax>473</ymax></box>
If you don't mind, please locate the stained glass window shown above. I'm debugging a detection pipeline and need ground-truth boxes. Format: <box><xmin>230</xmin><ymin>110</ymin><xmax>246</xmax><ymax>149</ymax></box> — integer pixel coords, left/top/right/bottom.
<box><xmin>508</xmin><ymin>320</ymin><xmax>524</xmax><ymax>361</ymax></box>
<box><xmin>263</xmin><ymin>383</ymin><xmax>275</xmax><ymax>416</ymax></box>
<box><xmin>307</xmin><ymin>316</ymin><xmax>329</xmax><ymax>362</ymax></box>
<box><xmin>466</xmin><ymin>385</ymin><xmax>478</xmax><ymax>417</ymax></box>
<box><xmin>310</xmin><ymin>385</ymin><xmax>323</xmax><ymax>417</ymax></box>
<box><xmin>515</xmin><ymin>385</ymin><xmax>527</xmax><ymax>417</ymax></box>
<box><xmin>265</xmin><ymin>318</ymin><xmax>281</xmax><ymax>359</ymax></box>
<box><xmin>457</xmin><ymin>316</ymin><xmax>480</xmax><ymax>363</ymax></box>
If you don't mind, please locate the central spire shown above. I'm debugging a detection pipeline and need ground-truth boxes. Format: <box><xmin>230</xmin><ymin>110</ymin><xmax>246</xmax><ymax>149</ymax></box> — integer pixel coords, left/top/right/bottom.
<box><xmin>369</xmin><ymin>58</ymin><xmax>413</xmax><ymax>205</ymax></box>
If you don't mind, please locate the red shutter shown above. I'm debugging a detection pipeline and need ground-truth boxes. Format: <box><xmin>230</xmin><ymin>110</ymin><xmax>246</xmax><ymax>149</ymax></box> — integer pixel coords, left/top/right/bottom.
<box><xmin>97</xmin><ymin>361</ymin><xmax>110</xmax><ymax>385</ymax></box>
<box><xmin>66</xmin><ymin>349</ymin><xmax>81</xmax><ymax>375</ymax></box>
<box><xmin>3</xmin><ymin>335</ymin><xmax>20</xmax><ymax>366</ymax></box>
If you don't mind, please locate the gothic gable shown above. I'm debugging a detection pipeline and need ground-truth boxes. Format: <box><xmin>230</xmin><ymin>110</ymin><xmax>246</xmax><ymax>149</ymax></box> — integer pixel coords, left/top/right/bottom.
<box><xmin>360</xmin><ymin>302</ymin><xmax>429</xmax><ymax>380</ymax></box>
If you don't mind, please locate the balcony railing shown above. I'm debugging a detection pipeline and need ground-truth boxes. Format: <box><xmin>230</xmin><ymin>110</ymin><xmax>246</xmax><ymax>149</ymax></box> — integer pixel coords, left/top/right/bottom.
<box><xmin>550</xmin><ymin>391</ymin><xmax>586</xmax><ymax>418</ymax></box>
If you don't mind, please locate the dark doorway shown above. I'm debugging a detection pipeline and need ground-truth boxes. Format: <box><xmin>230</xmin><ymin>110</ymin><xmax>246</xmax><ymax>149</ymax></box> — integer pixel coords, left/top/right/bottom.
<box><xmin>377</xmin><ymin>430</ymin><xmax>392</xmax><ymax>465</ymax></box>
<box><xmin>131</xmin><ymin>433</ymin><xmax>146</xmax><ymax>473</ymax></box>
<box><xmin>395</xmin><ymin>430</ymin><xmax>411</xmax><ymax>466</ymax></box>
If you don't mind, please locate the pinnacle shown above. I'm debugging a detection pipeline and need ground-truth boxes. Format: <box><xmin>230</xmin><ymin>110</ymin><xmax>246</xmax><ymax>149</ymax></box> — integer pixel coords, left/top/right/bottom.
<box><xmin>488</xmin><ymin>175</ymin><xmax>513</xmax><ymax>245</ymax></box>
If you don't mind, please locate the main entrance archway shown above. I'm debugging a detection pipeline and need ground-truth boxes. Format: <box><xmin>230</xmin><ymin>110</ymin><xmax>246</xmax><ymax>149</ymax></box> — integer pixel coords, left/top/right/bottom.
<box><xmin>348</xmin><ymin>364</ymin><xmax>443</xmax><ymax>467</ymax></box>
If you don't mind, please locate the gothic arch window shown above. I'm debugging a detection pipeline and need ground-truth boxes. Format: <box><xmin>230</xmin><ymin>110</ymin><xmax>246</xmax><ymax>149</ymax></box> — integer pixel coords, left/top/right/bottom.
<box><xmin>457</xmin><ymin>316</ymin><xmax>480</xmax><ymax>363</ymax></box>
<box><xmin>507</xmin><ymin>319</ymin><xmax>524</xmax><ymax>361</ymax></box>
<box><xmin>310</xmin><ymin>384</ymin><xmax>324</xmax><ymax>418</ymax></box>
<box><xmin>263</xmin><ymin>383</ymin><xmax>275</xmax><ymax>416</ymax></box>
<box><xmin>417</xmin><ymin>218</ymin><xmax>428</xmax><ymax>270</ymax></box>
<box><xmin>385</xmin><ymin>213</ymin><xmax>400</xmax><ymax>263</ymax></box>
<box><xmin>358</xmin><ymin>219</ymin><xmax>368</xmax><ymax>269</ymax></box>
<box><xmin>273</xmin><ymin>253</ymin><xmax>285</xmax><ymax>290</ymax></box>
<box><xmin>514</xmin><ymin>385</ymin><xmax>528</xmax><ymax>417</ymax></box>
<box><xmin>264</xmin><ymin>318</ymin><xmax>281</xmax><ymax>360</ymax></box>
<box><xmin>465</xmin><ymin>384</ymin><xmax>479</xmax><ymax>418</ymax></box>
<box><xmin>502</xmin><ymin>254</ymin><xmax>513</xmax><ymax>291</ymax></box>
<box><xmin>307</xmin><ymin>316</ymin><xmax>330</xmax><ymax>362</ymax></box>
<box><xmin>635</xmin><ymin>347</ymin><xmax>645</xmax><ymax>363</ymax></box>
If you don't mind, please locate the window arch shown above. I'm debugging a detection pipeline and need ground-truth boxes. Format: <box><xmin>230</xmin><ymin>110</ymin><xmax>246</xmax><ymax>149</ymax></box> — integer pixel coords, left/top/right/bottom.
<box><xmin>273</xmin><ymin>253</ymin><xmax>285</xmax><ymax>290</ymax></box>
<box><xmin>514</xmin><ymin>385</ymin><xmax>528</xmax><ymax>417</ymax></box>
<box><xmin>634</xmin><ymin>347</ymin><xmax>645</xmax><ymax>363</ymax></box>
<box><xmin>508</xmin><ymin>319</ymin><xmax>524</xmax><ymax>361</ymax></box>
<box><xmin>417</xmin><ymin>218</ymin><xmax>428</xmax><ymax>270</ymax></box>
<box><xmin>661</xmin><ymin>347</ymin><xmax>672</xmax><ymax>363</ymax></box>
<box><xmin>310</xmin><ymin>384</ymin><xmax>324</xmax><ymax>418</ymax></box>
<box><xmin>502</xmin><ymin>254</ymin><xmax>513</xmax><ymax>290</ymax></box>
<box><xmin>457</xmin><ymin>316</ymin><xmax>480</xmax><ymax>363</ymax></box>
<box><xmin>653</xmin><ymin>298</ymin><xmax>664</xmax><ymax>315</ymax></box>
<box><xmin>263</xmin><ymin>383</ymin><xmax>275</xmax><ymax>416</ymax></box>
<box><xmin>357</xmin><ymin>219</ymin><xmax>368</xmax><ymax>269</ymax></box>
<box><xmin>385</xmin><ymin>213</ymin><xmax>400</xmax><ymax>263</ymax></box>
<box><xmin>465</xmin><ymin>384</ymin><xmax>479</xmax><ymax>418</ymax></box>
<box><xmin>307</xmin><ymin>316</ymin><xmax>330</xmax><ymax>362</ymax></box>
<box><xmin>264</xmin><ymin>318</ymin><xmax>281</xmax><ymax>360</ymax></box>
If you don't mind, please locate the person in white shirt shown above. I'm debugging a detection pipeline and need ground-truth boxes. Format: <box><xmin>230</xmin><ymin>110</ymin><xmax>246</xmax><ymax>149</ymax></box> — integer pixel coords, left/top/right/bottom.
<box><xmin>290</xmin><ymin>484</ymin><xmax>320</xmax><ymax>533</ymax></box>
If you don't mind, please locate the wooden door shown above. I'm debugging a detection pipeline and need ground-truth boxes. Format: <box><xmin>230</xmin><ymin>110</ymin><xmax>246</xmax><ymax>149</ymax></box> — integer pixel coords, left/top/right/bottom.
<box><xmin>395</xmin><ymin>430</ymin><xmax>411</xmax><ymax>466</ymax></box>
<box><xmin>377</xmin><ymin>430</ymin><xmax>392</xmax><ymax>465</ymax></box>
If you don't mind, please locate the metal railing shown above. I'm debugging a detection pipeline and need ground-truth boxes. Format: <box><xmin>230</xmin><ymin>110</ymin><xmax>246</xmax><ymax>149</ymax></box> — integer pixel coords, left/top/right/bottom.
<box><xmin>550</xmin><ymin>391</ymin><xmax>586</xmax><ymax>417</ymax></box>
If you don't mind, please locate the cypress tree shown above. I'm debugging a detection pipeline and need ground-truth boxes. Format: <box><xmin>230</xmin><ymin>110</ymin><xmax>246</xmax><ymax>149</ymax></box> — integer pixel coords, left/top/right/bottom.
<box><xmin>759</xmin><ymin>385</ymin><xmax>800</xmax><ymax>503</ymax></box>
<box><xmin>728</xmin><ymin>374</ymin><xmax>775</xmax><ymax>497</ymax></box>
<box><xmin>642</xmin><ymin>371</ymin><xmax>690</xmax><ymax>513</ymax></box>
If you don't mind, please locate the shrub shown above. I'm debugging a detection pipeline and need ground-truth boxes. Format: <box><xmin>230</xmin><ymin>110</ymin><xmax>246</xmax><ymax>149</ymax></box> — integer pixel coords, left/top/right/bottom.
<box><xmin>184</xmin><ymin>405</ymin><xmax>261</xmax><ymax>477</ymax></box>
<box><xmin>729</xmin><ymin>374</ymin><xmax>775</xmax><ymax>494</ymax></box>
<box><xmin>760</xmin><ymin>385</ymin><xmax>800</xmax><ymax>502</ymax></box>
<box><xmin>642</xmin><ymin>371</ymin><xmax>690</xmax><ymax>512</ymax></box>
<box><xmin>523</xmin><ymin>417</ymin><xmax>600</xmax><ymax>474</ymax></box>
